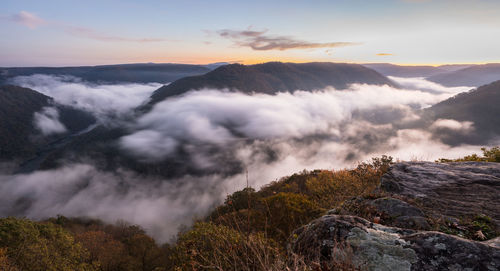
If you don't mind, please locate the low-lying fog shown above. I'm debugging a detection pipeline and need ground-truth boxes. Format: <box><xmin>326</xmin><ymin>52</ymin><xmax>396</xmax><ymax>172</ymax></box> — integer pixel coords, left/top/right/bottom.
<box><xmin>1</xmin><ymin>74</ymin><xmax>493</xmax><ymax>242</ymax></box>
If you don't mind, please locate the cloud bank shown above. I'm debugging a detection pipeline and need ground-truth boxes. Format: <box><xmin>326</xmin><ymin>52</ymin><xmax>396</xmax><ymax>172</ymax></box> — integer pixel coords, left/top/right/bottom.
<box><xmin>389</xmin><ymin>76</ymin><xmax>472</xmax><ymax>94</ymax></box>
<box><xmin>218</xmin><ymin>29</ymin><xmax>358</xmax><ymax>51</ymax></box>
<box><xmin>10</xmin><ymin>74</ymin><xmax>162</xmax><ymax>122</ymax></box>
<box><xmin>119</xmin><ymin>78</ymin><xmax>466</xmax><ymax>162</ymax></box>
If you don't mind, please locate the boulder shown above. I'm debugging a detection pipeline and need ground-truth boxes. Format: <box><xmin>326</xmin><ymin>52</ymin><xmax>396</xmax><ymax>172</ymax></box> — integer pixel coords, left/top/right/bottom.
<box><xmin>379</xmin><ymin>162</ymin><xmax>500</xmax><ymax>232</ymax></box>
<box><xmin>291</xmin><ymin>215</ymin><xmax>500</xmax><ymax>271</ymax></box>
<box><xmin>337</xmin><ymin>196</ymin><xmax>431</xmax><ymax>230</ymax></box>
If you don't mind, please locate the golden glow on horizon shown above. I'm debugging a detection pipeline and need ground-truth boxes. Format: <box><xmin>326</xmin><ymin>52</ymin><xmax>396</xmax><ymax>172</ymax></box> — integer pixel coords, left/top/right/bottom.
<box><xmin>145</xmin><ymin>58</ymin><xmax>498</xmax><ymax>67</ymax></box>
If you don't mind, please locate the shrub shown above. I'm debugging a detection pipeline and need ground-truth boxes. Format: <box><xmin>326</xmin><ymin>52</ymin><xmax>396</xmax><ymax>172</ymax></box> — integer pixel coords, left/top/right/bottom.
<box><xmin>437</xmin><ymin>146</ymin><xmax>500</xmax><ymax>163</ymax></box>
<box><xmin>171</xmin><ymin>222</ymin><xmax>284</xmax><ymax>270</ymax></box>
<box><xmin>0</xmin><ymin>217</ymin><xmax>96</xmax><ymax>271</ymax></box>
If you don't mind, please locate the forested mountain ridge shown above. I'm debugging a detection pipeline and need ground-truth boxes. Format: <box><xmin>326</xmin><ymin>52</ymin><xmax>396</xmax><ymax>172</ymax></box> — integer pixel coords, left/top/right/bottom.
<box><xmin>0</xmin><ymin>63</ymin><xmax>212</xmax><ymax>84</ymax></box>
<box><xmin>0</xmin><ymin>85</ymin><xmax>95</xmax><ymax>162</ymax></box>
<box><xmin>425</xmin><ymin>80</ymin><xmax>500</xmax><ymax>144</ymax></box>
<box><xmin>148</xmin><ymin>62</ymin><xmax>398</xmax><ymax>106</ymax></box>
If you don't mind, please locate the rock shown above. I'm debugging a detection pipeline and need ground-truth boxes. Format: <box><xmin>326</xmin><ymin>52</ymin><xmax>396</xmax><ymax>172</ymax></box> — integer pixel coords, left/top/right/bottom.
<box><xmin>380</xmin><ymin>162</ymin><xmax>500</xmax><ymax>233</ymax></box>
<box><xmin>484</xmin><ymin>237</ymin><xmax>500</xmax><ymax>249</ymax></box>
<box><xmin>394</xmin><ymin>216</ymin><xmax>431</xmax><ymax>230</ymax></box>
<box><xmin>370</xmin><ymin>197</ymin><xmax>424</xmax><ymax>217</ymax></box>
<box><xmin>291</xmin><ymin>215</ymin><xmax>500</xmax><ymax>271</ymax></box>
<box><xmin>337</xmin><ymin>196</ymin><xmax>431</xmax><ymax>230</ymax></box>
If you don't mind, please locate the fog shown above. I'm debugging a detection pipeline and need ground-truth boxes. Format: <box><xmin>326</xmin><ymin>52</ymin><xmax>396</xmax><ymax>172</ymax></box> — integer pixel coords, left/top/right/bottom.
<box><xmin>33</xmin><ymin>106</ymin><xmax>67</xmax><ymax>135</ymax></box>
<box><xmin>1</xmin><ymin>75</ymin><xmax>493</xmax><ymax>242</ymax></box>
<box><xmin>119</xmin><ymin>81</ymin><xmax>465</xmax><ymax>162</ymax></box>
<box><xmin>10</xmin><ymin>74</ymin><xmax>162</xmax><ymax>121</ymax></box>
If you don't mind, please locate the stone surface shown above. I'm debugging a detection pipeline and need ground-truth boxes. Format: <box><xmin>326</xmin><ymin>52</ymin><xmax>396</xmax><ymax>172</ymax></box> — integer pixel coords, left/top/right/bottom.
<box><xmin>370</xmin><ymin>197</ymin><xmax>424</xmax><ymax>218</ymax></box>
<box><xmin>379</xmin><ymin>162</ymin><xmax>500</xmax><ymax>230</ymax></box>
<box><xmin>291</xmin><ymin>215</ymin><xmax>500</xmax><ymax>271</ymax></box>
<box><xmin>337</xmin><ymin>196</ymin><xmax>431</xmax><ymax>230</ymax></box>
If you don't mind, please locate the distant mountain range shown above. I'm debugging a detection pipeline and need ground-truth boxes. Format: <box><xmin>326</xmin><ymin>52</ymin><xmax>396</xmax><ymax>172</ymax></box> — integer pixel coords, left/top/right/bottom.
<box><xmin>427</xmin><ymin>63</ymin><xmax>500</xmax><ymax>87</ymax></box>
<box><xmin>0</xmin><ymin>63</ymin><xmax>212</xmax><ymax>84</ymax></box>
<box><xmin>365</xmin><ymin>63</ymin><xmax>500</xmax><ymax>87</ymax></box>
<box><xmin>363</xmin><ymin>63</ymin><xmax>451</xmax><ymax>78</ymax></box>
<box><xmin>148</xmin><ymin>62</ymin><xmax>397</xmax><ymax>106</ymax></box>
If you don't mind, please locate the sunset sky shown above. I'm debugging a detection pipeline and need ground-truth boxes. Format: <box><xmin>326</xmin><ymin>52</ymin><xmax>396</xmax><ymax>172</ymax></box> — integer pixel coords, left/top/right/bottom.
<box><xmin>1</xmin><ymin>0</ymin><xmax>499</xmax><ymax>66</ymax></box>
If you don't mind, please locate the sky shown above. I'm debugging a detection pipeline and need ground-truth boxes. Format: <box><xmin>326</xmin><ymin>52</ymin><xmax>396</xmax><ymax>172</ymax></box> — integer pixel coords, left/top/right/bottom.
<box><xmin>1</xmin><ymin>0</ymin><xmax>499</xmax><ymax>67</ymax></box>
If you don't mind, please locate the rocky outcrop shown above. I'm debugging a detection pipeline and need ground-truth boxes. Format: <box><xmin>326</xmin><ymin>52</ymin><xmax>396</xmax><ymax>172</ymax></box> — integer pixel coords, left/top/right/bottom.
<box><xmin>380</xmin><ymin>162</ymin><xmax>500</xmax><ymax>233</ymax></box>
<box><xmin>293</xmin><ymin>162</ymin><xmax>500</xmax><ymax>270</ymax></box>
<box><xmin>291</xmin><ymin>215</ymin><xmax>500</xmax><ymax>271</ymax></box>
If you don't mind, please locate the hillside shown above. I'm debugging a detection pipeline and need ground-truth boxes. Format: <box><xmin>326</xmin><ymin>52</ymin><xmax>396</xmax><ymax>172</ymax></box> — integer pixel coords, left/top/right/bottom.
<box><xmin>425</xmin><ymin>80</ymin><xmax>500</xmax><ymax>143</ymax></box>
<box><xmin>0</xmin><ymin>85</ymin><xmax>95</xmax><ymax>163</ymax></box>
<box><xmin>0</xmin><ymin>63</ymin><xmax>211</xmax><ymax>84</ymax></box>
<box><xmin>148</xmin><ymin>62</ymin><xmax>397</xmax><ymax>106</ymax></box>
<box><xmin>428</xmin><ymin>63</ymin><xmax>500</xmax><ymax>87</ymax></box>
<box><xmin>1</xmin><ymin>152</ymin><xmax>498</xmax><ymax>270</ymax></box>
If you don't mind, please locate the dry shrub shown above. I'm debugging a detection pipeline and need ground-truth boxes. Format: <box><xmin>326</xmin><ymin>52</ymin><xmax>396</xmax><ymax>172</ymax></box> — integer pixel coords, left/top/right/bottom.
<box><xmin>0</xmin><ymin>247</ymin><xmax>18</xmax><ymax>271</ymax></box>
<box><xmin>170</xmin><ymin>222</ymin><xmax>285</xmax><ymax>270</ymax></box>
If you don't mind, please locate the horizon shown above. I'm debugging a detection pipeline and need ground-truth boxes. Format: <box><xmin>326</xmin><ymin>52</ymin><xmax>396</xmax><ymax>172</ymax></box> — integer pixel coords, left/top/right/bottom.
<box><xmin>2</xmin><ymin>0</ymin><xmax>500</xmax><ymax>67</ymax></box>
<box><xmin>2</xmin><ymin>60</ymin><xmax>499</xmax><ymax>69</ymax></box>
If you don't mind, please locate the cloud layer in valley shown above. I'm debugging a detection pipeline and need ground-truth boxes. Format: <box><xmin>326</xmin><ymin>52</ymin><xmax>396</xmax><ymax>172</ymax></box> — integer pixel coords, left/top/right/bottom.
<box><xmin>1</xmin><ymin>75</ymin><xmax>494</xmax><ymax>242</ymax></box>
<box><xmin>10</xmin><ymin>74</ymin><xmax>162</xmax><ymax>122</ymax></box>
<box><xmin>120</xmin><ymin>77</ymin><xmax>470</xmax><ymax>162</ymax></box>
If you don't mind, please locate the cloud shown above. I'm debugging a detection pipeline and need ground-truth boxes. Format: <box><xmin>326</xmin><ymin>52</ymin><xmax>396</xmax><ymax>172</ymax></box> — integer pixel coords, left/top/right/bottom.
<box><xmin>33</xmin><ymin>107</ymin><xmax>67</xmax><ymax>135</ymax></box>
<box><xmin>389</xmin><ymin>76</ymin><xmax>472</xmax><ymax>95</ymax></box>
<box><xmin>217</xmin><ymin>29</ymin><xmax>359</xmax><ymax>51</ymax></box>
<box><xmin>118</xmin><ymin>78</ymin><xmax>472</xmax><ymax>166</ymax></box>
<box><xmin>10</xmin><ymin>74</ymin><xmax>162</xmax><ymax>122</ymax></box>
<box><xmin>376</xmin><ymin>53</ymin><xmax>393</xmax><ymax>56</ymax></box>
<box><xmin>8</xmin><ymin>11</ymin><xmax>45</xmax><ymax>29</ymax></box>
<box><xmin>4</xmin><ymin>11</ymin><xmax>166</xmax><ymax>43</ymax></box>
<box><xmin>0</xmin><ymin>164</ymin><xmax>230</xmax><ymax>243</ymax></box>
<box><xmin>65</xmin><ymin>26</ymin><xmax>167</xmax><ymax>43</ymax></box>
<box><xmin>430</xmin><ymin>118</ymin><xmax>474</xmax><ymax>132</ymax></box>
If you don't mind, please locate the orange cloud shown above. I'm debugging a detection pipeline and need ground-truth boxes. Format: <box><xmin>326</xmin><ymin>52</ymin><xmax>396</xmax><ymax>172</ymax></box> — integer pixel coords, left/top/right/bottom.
<box><xmin>376</xmin><ymin>53</ymin><xmax>393</xmax><ymax>56</ymax></box>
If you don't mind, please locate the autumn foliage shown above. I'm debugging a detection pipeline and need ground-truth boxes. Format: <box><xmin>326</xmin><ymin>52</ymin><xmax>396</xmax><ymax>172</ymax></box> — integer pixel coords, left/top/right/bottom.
<box><xmin>0</xmin><ymin>156</ymin><xmax>394</xmax><ymax>270</ymax></box>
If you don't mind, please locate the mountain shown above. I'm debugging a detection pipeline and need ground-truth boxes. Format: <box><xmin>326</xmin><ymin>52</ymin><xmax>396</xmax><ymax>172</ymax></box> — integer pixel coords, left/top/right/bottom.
<box><xmin>30</xmin><ymin>62</ymin><xmax>396</xmax><ymax>175</ymax></box>
<box><xmin>203</xmin><ymin>62</ymin><xmax>231</xmax><ymax>70</ymax></box>
<box><xmin>425</xmin><ymin>80</ymin><xmax>500</xmax><ymax>143</ymax></box>
<box><xmin>0</xmin><ymin>85</ymin><xmax>95</xmax><ymax>163</ymax></box>
<box><xmin>0</xmin><ymin>63</ymin><xmax>211</xmax><ymax>84</ymax></box>
<box><xmin>437</xmin><ymin>64</ymin><xmax>474</xmax><ymax>72</ymax></box>
<box><xmin>363</xmin><ymin>63</ymin><xmax>448</xmax><ymax>78</ymax></box>
<box><xmin>148</xmin><ymin>62</ymin><xmax>398</xmax><ymax>106</ymax></box>
<box><xmin>428</xmin><ymin>63</ymin><xmax>500</xmax><ymax>87</ymax></box>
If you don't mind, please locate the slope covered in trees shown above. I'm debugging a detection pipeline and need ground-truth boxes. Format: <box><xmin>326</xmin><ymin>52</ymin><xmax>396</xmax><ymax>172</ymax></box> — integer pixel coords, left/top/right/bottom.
<box><xmin>425</xmin><ymin>80</ymin><xmax>500</xmax><ymax>144</ymax></box>
<box><xmin>0</xmin><ymin>85</ymin><xmax>95</xmax><ymax>162</ymax></box>
<box><xmin>427</xmin><ymin>63</ymin><xmax>500</xmax><ymax>87</ymax></box>
<box><xmin>1</xmin><ymin>150</ymin><xmax>499</xmax><ymax>270</ymax></box>
<box><xmin>0</xmin><ymin>63</ymin><xmax>211</xmax><ymax>84</ymax></box>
